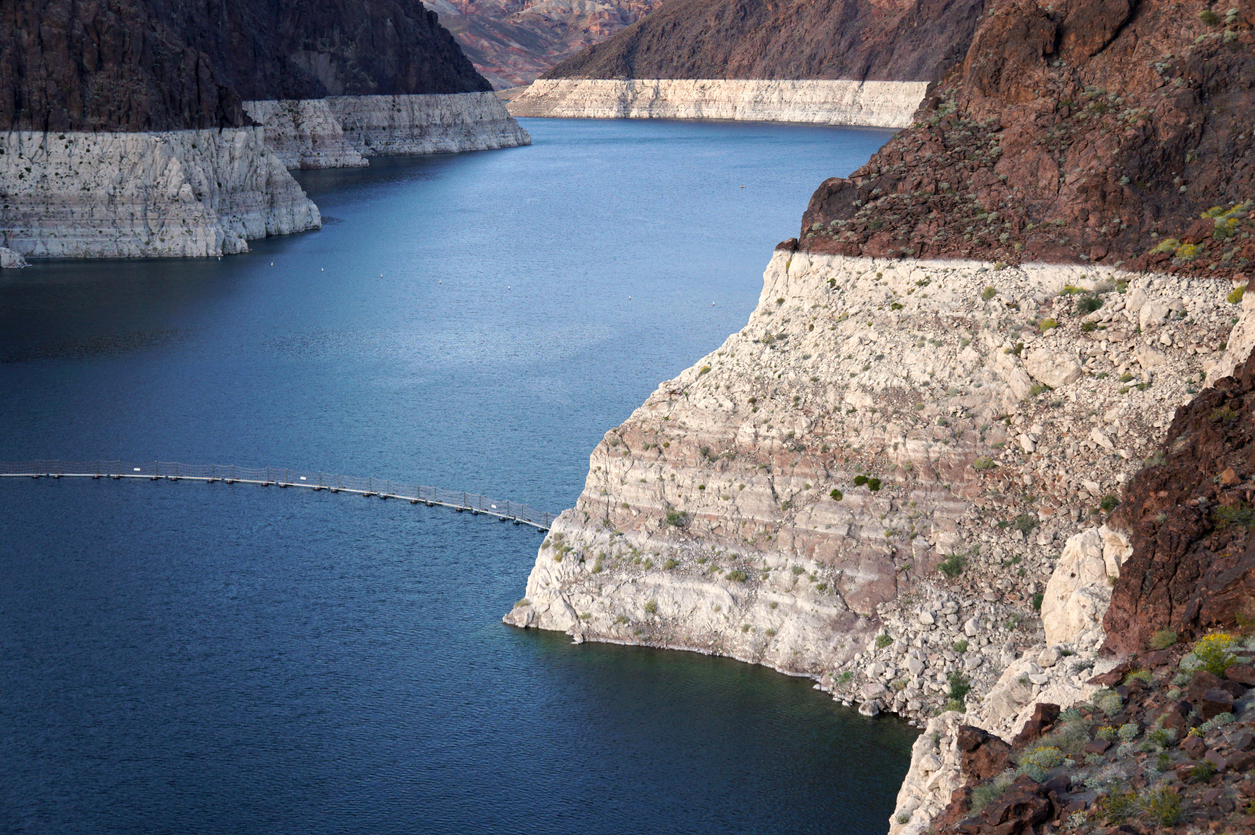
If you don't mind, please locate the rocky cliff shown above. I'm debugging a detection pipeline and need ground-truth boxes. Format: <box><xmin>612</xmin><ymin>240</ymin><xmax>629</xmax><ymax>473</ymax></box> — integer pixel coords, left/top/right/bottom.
<box><xmin>506</xmin><ymin>248</ymin><xmax>1240</xmax><ymax>716</ymax></box>
<box><xmin>542</xmin><ymin>0</ymin><xmax>985</xmax><ymax>82</ymax></box>
<box><xmin>506</xmin><ymin>1</ymin><xmax>1255</xmax><ymax>832</ymax></box>
<box><xmin>1</xmin><ymin>0</ymin><xmax>529</xmax><ymax>257</ymax></box>
<box><xmin>507</xmin><ymin>79</ymin><xmax>928</xmax><ymax>126</ymax></box>
<box><xmin>801</xmin><ymin>0</ymin><xmax>1255</xmax><ymax>278</ymax></box>
<box><xmin>508</xmin><ymin>0</ymin><xmax>985</xmax><ymax>123</ymax></box>
<box><xmin>422</xmin><ymin>0</ymin><xmax>663</xmax><ymax>89</ymax></box>
<box><xmin>0</xmin><ymin>0</ymin><xmax>488</xmax><ymax>133</ymax></box>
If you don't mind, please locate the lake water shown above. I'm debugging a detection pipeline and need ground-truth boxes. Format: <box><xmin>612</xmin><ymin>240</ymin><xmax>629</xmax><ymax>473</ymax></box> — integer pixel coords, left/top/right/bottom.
<box><xmin>0</xmin><ymin>118</ymin><xmax>916</xmax><ymax>834</ymax></box>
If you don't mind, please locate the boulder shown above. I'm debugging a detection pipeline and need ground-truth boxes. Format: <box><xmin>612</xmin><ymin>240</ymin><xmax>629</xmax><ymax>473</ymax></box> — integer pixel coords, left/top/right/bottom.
<box><xmin>1023</xmin><ymin>348</ymin><xmax>1083</xmax><ymax>389</ymax></box>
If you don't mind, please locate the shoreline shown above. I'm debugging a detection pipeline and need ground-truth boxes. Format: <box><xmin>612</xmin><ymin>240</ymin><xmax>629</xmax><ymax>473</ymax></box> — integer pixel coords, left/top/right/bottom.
<box><xmin>504</xmin><ymin>246</ymin><xmax>1254</xmax><ymax>829</ymax></box>
<box><xmin>507</xmin><ymin>79</ymin><xmax>930</xmax><ymax>128</ymax></box>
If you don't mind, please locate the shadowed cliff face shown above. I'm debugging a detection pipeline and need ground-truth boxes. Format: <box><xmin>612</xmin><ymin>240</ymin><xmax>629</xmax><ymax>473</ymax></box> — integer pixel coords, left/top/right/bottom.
<box><xmin>800</xmin><ymin>0</ymin><xmax>1255</xmax><ymax>280</ymax></box>
<box><xmin>0</xmin><ymin>0</ymin><xmax>490</xmax><ymax>132</ymax></box>
<box><xmin>1102</xmin><ymin>347</ymin><xmax>1255</xmax><ymax>656</ymax></box>
<box><xmin>541</xmin><ymin>0</ymin><xmax>986</xmax><ymax>82</ymax></box>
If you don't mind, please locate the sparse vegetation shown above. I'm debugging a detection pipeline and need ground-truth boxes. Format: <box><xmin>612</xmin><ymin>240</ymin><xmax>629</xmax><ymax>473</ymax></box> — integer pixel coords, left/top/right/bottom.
<box><xmin>938</xmin><ymin>552</ymin><xmax>967</xmax><ymax>578</ymax></box>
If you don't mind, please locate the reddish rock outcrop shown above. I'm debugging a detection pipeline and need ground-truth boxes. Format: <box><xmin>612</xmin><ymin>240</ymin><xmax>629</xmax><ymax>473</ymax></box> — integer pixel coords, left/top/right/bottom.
<box><xmin>799</xmin><ymin>0</ymin><xmax>1255</xmax><ymax>280</ymax></box>
<box><xmin>1103</xmin><ymin>347</ymin><xmax>1255</xmax><ymax>655</ymax></box>
<box><xmin>543</xmin><ymin>0</ymin><xmax>986</xmax><ymax>83</ymax></box>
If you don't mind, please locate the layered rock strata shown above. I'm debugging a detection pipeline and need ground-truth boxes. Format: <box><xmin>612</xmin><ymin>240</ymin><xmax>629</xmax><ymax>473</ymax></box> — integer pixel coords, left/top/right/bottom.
<box><xmin>327</xmin><ymin>93</ymin><xmax>530</xmax><ymax>156</ymax></box>
<box><xmin>241</xmin><ymin>101</ymin><xmax>368</xmax><ymax>170</ymax></box>
<box><xmin>506</xmin><ymin>249</ymin><xmax>1238</xmax><ymax>721</ymax></box>
<box><xmin>507</xmin><ymin>79</ymin><xmax>929</xmax><ymax>127</ymax></box>
<box><xmin>0</xmin><ymin>129</ymin><xmax>320</xmax><ymax>258</ymax></box>
<box><xmin>243</xmin><ymin>93</ymin><xmax>530</xmax><ymax>169</ymax></box>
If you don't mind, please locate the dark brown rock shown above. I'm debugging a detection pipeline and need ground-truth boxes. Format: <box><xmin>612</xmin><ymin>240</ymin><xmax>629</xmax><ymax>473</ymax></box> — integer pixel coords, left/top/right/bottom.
<box><xmin>1011</xmin><ymin>703</ymin><xmax>1060</xmax><ymax>747</ymax></box>
<box><xmin>1085</xmin><ymin>738</ymin><xmax>1112</xmax><ymax>755</ymax></box>
<box><xmin>1202</xmin><ymin>688</ymin><xmax>1237</xmax><ymax>720</ymax></box>
<box><xmin>1183</xmin><ymin>734</ymin><xmax>1208</xmax><ymax>759</ymax></box>
<box><xmin>1228</xmin><ymin>664</ymin><xmax>1255</xmax><ymax>687</ymax></box>
<box><xmin>795</xmin><ymin>0</ymin><xmax>1255</xmax><ymax>283</ymax></box>
<box><xmin>546</xmin><ymin>0</ymin><xmax>986</xmax><ymax>84</ymax></box>
<box><xmin>0</xmin><ymin>0</ymin><xmax>490</xmax><ymax>132</ymax></box>
<box><xmin>1105</xmin><ymin>349</ymin><xmax>1255</xmax><ymax>653</ymax></box>
<box><xmin>957</xmin><ymin>724</ymin><xmax>1013</xmax><ymax>783</ymax></box>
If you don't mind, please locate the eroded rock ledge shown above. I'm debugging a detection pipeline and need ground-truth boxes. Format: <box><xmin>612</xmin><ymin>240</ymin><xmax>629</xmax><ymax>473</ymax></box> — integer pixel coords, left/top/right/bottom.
<box><xmin>506</xmin><ymin>79</ymin><xmax>930</xmax><ymax>127</ymax></box>
<box><xmin>243</xmin><ymin>93</ymin><xmax>530</xmax><ymax>169</ymax></box>
<box><xmin>0</xmin><ymin>128</ymin><xmax>320</xmax><ymax>259</ymax></box>
<box><xmin>505</xmin><ymin>250</ymin><xmax>1239</xmax><ymax>723</ymax></box>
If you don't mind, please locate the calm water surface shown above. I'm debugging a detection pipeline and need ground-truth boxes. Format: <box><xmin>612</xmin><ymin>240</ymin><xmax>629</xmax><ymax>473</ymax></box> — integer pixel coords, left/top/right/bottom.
<box><xmin>0</xmin><ymin>118</ymin><xmax>916</xmax><ymax>833</ymax></box>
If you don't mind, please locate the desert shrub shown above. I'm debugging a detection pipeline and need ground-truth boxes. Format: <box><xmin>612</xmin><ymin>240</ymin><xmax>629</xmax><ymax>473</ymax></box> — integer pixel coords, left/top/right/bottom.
<box><xmin>1096</xmin><ymin>690</ymin><xmax>1123</xmax><ymax>717</ymax></box>
<box><xmin>1013</xmin><ymin>514</ymin><xmax>1038</xmax><ymax>534</ymax></box>
<box><xmin>1214</xmin><ymin>502</ymin><xmax>1255</xmax><ymax>529</ymax></box>
<box><xmin>644</xmin><ymin>599</ymin><xmax>658</xmax><ymax>614</ymax></box>
<box><xmin>938</xmin><ymin>552</ymin><xmax>967</xmax><ymax>578</ymax></box>
<box><xmin>853</xmin><ymin>475</ymin><xmax>868</xmax><ymax>486</ymax></box>
<box><xmin>981</xmin><ymin>286</ymin><xmax>997</xmax><ymax>300</ymax></box>
<box><xmin>1076</xmin><ymin>295</ymin><xmax>1103</xmax><ymax>315</ymax></box>
<box><xmin>1192</xmin><ymin>632</ymin><xmax>1237</xmax><ymax>675</ymax></box>
<box><xmin>948</xmin><ymin>673</ymin><xmax>971</xmax><ymax>706</ymax></box>
<box><xmin>1095</xmin><ymin>789</ymin><xmax>1138</xmax><ymax>824</ymax></box>
<box><xmin>875</xmin><ymin>633</ymin><xmax>893</xmax><ymax>649</ymax></box>
<box><xmin>665</xmin><ymin>509</ymin><xmax>690</xmax><ymax>528</ymax></box>
<box><xmin>972</xmin><ymin>456</ymin><xmax>997</xmax><ymax>470</ymax></box>
<box><xmin>1150</xmin><ymin>629</ymin><xmax>1178</xmax><ymax>649</ymax></box>
<box><xmin>1022</xmin><ymin>746</ymin><xmax>1063</xmax><ymax>770</ymax></box>
<box><xmin>726</xmin><ymin>569</ymin><xmax>748</xmax><ymax>583</ymax></box>
<box><xmin>1118</xmin><ymin>723</ymin><xmax>1140</xmax><ymax>742</ymax></box>
<box><xmin>1229</xmin><ymin>284</ymin><xmax>1247</xmax><ymax>304</ymax></box>
<box><xmin>1139</xmin><ymin>788</ymin><xmax>1183</xmax><ymax>826</ymax></box>
<box><xmin>969</xmin><ymin>770</ymin><xmax>1016</xmax><ymax>814</ymax></box>
<box><xmin>829</xmin><ymin>488</ymin><xmax>843</xmax><ymax>501</ymax></box>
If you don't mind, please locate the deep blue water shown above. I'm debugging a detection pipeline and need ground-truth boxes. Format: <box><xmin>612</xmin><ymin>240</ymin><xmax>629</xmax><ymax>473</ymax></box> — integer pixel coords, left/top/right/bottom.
<box><xmin>0</xmin><ymin>118</ymin><xmax>915</xmax><ymax>834</ymax></box>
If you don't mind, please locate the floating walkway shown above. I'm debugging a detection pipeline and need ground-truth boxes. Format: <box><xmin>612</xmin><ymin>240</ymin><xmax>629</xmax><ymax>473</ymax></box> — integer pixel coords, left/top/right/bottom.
<box><xmin>0</xmin><ymin>460</ymin><xmax>555</xmax><ymax>531</ymax></box>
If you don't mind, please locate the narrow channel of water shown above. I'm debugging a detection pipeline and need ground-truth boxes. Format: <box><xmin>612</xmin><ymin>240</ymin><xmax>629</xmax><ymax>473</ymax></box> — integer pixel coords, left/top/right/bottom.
<box><xmin>0</xmin><ymin>118</ymin><xmax>916</xmax><ymax>834</ymax></box>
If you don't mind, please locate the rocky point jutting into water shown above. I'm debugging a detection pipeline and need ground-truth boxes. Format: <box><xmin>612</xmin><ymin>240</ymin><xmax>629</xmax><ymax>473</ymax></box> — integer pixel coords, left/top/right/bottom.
<box><xmin>508</xmin><ymin>0</ymin><xmax>1255</xmax><ymax>832</ymax></box>
<box><xmin>507</xmin><ymin>0</ymin><xmax>985</xmax><ymax>124</ymax></box>
<box><xmin>0</xmin><ymin>0</ymin><xmax>529</xmax><ymax>261</ymax></box>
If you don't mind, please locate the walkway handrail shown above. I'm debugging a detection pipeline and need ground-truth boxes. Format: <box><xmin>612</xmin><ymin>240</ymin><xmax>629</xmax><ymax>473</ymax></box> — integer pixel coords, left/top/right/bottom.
<box><xmin>0</xmin><ymin>459</ymin><xmax>555</xmax><ymax>531</ymax></box>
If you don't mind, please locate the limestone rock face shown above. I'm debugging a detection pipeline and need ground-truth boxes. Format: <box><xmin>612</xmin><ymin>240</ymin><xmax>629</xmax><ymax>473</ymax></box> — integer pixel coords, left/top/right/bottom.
<box><xmin>0</xmin><ymin>247</ymin><xmax>27</xmax><ymax>268</ymax></box>
<box><xmin>1040</xmin><ymin>525</ymin><xmax>1129</xmax><ymax>647</ymax></box>
<box><xmin>328</xmin><ymin>93</ymin><xmax>531</xmax><ymax>156</ymax></box>
<box><xmin>506</xmin><ymin>249</ymin><xmax>1234</xmax><ymax>715</ymax></box>
<box><xmin>507</xmin><ymin>79</ymin><xmax>929</xmax><ymax>127</ymax></box>
<box><xmin>242</xmin><ymin>101</ymin><xmax>368</xmax><ymax>170</ymax></box>
<box><xmin>0</xmin><ymin>129</ymin><xmax>320</xmax><ymax>258</ymax></box>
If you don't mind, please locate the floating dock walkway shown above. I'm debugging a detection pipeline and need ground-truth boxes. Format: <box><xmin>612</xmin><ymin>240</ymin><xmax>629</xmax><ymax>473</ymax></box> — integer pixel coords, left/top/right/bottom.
<box><xmin>0</xmin><ymin>460</ymin><xmax>555</xmax><ymax>531</ymax></box>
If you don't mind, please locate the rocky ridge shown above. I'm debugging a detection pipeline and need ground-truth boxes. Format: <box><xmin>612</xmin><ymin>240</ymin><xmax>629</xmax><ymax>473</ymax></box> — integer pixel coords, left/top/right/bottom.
<box><xmin>801</xmin><ymin>0</ymin><xmax>1255</xmax><ymax>279</ymax></box>
<box><xmin>541</xmin><ymin>0</ymin><xmax>985</xmax><ymax>83</ymax></box>
<box><xmin>510</xmin><ymin>0</ymin><xmax>984</xmax><ymax>123</ymax></box>
<box><xmin>422</xmin><ymin>0</ymin><xmax>663</xmax><ymax>89</ymax></box>
<box><xmin>507</xmin><ymin>79</ymin><xmax>928</xmax><ymax>126</ymax></box>
<box><xmin>891</xmin><ymin>343</ymin><xmax>1255</xmax><ymax>835</ymax></box>
<box><xmin>505</xmin><ymin>248</ymin><xmax>1244</xmax><ymax>724</ymax></box>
